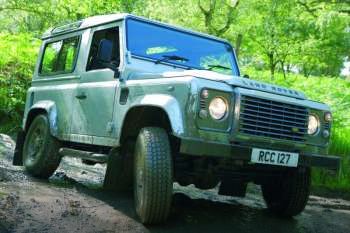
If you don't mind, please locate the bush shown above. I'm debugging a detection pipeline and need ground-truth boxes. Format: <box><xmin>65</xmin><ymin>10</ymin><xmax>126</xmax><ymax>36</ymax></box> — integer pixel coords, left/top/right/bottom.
<box><xmin>0</xmin><ymin>33</ymin><xmax>40</xmax><ymax>133</ymax></box>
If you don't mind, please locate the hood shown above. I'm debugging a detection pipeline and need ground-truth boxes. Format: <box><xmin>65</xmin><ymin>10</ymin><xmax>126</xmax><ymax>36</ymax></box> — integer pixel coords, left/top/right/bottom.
<box><xmin>163</xmin><ymin>70</ymin><xmax>306</xmax><ymax>100</ymax></box>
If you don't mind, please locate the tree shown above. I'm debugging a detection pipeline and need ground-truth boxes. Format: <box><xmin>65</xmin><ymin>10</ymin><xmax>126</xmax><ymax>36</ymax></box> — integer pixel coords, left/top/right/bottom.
<box><xmin>197</xmin><ymin>0</ymin><xmax>239</xmax><ymax>37</ymax></box>
<box><xmin>239</xmin><ymin>0</ymin><xmax>300</xmax><ymax>79</ymax></box>
<box><xmin>0</xmin><ymin>0</ymin><xmax>144</xmax><ymax>35</ymax></box>
<box><xmin>297</xmin><ymin>0</ymin><xmax>350</xmax><ymax>16</ymax></box>
<box><xmin>197</xmin><ymin>0</ymin><xmax>243</xmax><ymax>57</ymax></box>
<box><xmin>0</xmin><ymin>0</ymin><xmax>348</xmax><ymax>78</ymax></box>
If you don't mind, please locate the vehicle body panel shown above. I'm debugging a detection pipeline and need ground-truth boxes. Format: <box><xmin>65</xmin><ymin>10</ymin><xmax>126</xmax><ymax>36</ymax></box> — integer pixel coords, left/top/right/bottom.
<box><xmin>16</xmin><ymin>13</ymin><xmax>339</xmax><ymax>171</ymax></box>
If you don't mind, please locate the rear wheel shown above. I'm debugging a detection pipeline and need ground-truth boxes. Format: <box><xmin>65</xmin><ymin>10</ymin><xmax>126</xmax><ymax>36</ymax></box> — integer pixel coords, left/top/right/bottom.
<box><xmin>261</xmin><ymin>167</ymin><xmax>311</xmax><ymax>217</ymax></box>
<box><xmin>134</xmin><ymin>127</ymin><xmax>173</xmax><ymax>224</ymax></box>
<box><xmin>22</xmin><ymin>114</ymin><xmax>61</xmax><ymax>178</ymax></box>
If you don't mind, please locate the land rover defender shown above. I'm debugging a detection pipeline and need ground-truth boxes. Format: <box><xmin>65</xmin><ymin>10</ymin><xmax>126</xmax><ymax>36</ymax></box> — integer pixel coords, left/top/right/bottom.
<box><xmin>13</xmin><ymin>14</ymin><xmax>340</xmax><ymax>224</ymax></box>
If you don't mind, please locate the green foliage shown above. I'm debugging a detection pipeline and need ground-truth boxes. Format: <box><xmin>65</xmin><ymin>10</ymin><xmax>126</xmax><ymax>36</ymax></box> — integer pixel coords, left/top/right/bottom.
<box><xmin>312</xmin><ymin>128</ymin><xmax>350</xmax><ymax>191</ymax></box>
<box><xmin>0</xmin><ymin>33</ymin><xmax>40</xmax><ymax>133</ymax></box>
<box><xmin>234</xmin><ymin>0</ymin><xmax>350</xmax><ymax>77</ymax></box>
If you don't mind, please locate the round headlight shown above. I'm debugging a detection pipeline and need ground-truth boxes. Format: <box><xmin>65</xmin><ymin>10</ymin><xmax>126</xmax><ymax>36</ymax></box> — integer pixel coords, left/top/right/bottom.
<box><xmin>308</xmin><ymin>114</ymin><xmax>320</xmax><ymax>135</ymax></box>
<box><xmin>209</xmin><ymin>97</ymin><xmax>228</xmax><ymax>120</ymax></box>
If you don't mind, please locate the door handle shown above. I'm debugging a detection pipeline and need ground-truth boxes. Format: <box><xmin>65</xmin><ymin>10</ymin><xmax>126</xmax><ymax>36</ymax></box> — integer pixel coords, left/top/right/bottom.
<box><xmin>75</xmin><ymin>93</ymin><xmax>87</xmax><ymax>100</ymax></box>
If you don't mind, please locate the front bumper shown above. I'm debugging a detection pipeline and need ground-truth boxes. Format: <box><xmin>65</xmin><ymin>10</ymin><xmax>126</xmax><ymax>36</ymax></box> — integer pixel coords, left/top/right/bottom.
<box><xmin>180</xmin><ymin>137</ymin><xmax>340</xmax><ymax>171</ymax></box>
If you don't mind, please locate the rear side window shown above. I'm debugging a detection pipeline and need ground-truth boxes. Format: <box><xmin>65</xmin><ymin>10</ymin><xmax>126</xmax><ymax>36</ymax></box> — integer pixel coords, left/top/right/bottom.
<box><xmin>40</xmin><ymin>36</ymin><xmax>80</xmax><ymax>75</ymax></box>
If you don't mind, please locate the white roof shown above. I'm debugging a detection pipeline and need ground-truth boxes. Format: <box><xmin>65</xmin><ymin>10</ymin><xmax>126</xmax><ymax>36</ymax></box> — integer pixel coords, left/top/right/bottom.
<box><xmin>80</xmin><ymin>13</ymin><xmax>129</xmax><ymax>28</ymax></box>
<box><xmin>42</xmin><ymin>13</ymin><xmax>129</xmax><ymax>39</ymax></box>
<box><xmin>41</xmin><ymin>13</ymin><xmax>228</xmax><ymax>44</ymax></box>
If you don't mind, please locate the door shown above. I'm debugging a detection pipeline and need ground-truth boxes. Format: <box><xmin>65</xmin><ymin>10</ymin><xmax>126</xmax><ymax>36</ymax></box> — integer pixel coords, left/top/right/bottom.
<box><xmin>71</xmin><ymin>25</ymin><xmax>121</xmax><ymax>144</ymax></box>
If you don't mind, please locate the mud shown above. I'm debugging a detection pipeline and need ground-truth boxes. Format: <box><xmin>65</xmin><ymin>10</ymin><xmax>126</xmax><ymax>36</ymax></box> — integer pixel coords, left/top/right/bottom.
<box><xmin>0</xmin><ymin>134</ymin><xmax>350</xmax><ymax>233</ymax></box>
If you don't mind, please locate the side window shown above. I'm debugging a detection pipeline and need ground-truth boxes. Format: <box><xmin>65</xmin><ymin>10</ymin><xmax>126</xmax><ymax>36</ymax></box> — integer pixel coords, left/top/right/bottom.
<box><xmin>86</xmin><ymin>27</ymin><xmax>120</xmax><ymax>71</ymax></box>
<box><xmin>40</xmin><ymin>36</ymin><xmax>80</xmax><ymax>75</ymax></box>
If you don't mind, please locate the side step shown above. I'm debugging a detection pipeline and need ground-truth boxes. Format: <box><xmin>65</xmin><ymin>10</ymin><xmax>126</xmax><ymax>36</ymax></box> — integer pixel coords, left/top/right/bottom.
<box><xmin>59</xmin><ymin>148</ymin><xmax>109</xmax><ymax>163</ymax></box>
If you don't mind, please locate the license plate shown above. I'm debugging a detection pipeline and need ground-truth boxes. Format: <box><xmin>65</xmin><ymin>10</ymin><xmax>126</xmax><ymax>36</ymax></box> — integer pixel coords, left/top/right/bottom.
<box><xmin>251</xmin><ymin>148</ymin><xmax>299</xmax><ymax>167</ymax></box>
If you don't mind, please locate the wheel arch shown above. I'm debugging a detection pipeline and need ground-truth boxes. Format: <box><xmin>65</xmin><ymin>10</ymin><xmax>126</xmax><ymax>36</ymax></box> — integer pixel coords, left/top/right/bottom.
<box><xmin>24</xmin><ymin>100</ymin><xmax>58</xmax><ymax>137</ymax></box>
<box><xmin>120</xmin><ymin>105</ymin><xmax>173</xmax><ymax>143</ymax></box>
<box><xmin>118</xmin><ymin>94</ymin><xmax>185</xmax><ymax>144</ymax></box>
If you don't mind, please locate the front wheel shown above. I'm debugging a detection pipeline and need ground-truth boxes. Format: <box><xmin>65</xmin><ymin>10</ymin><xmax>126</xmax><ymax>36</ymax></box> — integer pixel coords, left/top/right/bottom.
<box><xmin>134</xmin><ymin>127</ymin><xmax>173</xmax><ymax>224</ymax></box>
<box><xmin>22</xmin><ymin>114</ymin><xmax>61</xmax><ymax>178</ymax></box>
<box><xmin>261</xmin><ymin>167</ymin><xmax>311</xmax><ymax>217</ymax></box>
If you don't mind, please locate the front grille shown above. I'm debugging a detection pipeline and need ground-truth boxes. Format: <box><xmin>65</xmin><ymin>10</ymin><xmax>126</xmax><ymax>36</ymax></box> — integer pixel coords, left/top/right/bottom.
<box><xmin>239</xmin><ymin>95</ymin><xmax>309</xmax><ymax>142</ymax></box>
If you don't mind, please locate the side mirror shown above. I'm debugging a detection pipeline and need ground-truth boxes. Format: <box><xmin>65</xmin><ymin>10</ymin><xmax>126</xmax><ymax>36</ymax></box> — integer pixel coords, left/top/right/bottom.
<box><xmin>97</xmin><ymin>39</ymin><xmax>113</xmax><ymax>63</ymax></box>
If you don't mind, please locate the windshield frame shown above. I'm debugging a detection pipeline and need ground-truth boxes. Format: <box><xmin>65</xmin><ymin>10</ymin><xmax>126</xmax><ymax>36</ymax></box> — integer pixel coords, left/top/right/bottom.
<box><xmin>125</xmin><ymin>16</ymin><xmax>240</xmax><ymax>76</ymax></box>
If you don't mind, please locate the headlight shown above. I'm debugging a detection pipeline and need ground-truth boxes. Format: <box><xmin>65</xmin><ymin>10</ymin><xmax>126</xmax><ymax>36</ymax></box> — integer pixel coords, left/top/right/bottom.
<box><xmin>209</xmin><ymin>97</ymin><xmax>228</xmax><ymax>120</ymax></box>
<box><xmin>308</xmin><ymin>114</ymin><xmax>320</xmax><ymax>135</ymax></box>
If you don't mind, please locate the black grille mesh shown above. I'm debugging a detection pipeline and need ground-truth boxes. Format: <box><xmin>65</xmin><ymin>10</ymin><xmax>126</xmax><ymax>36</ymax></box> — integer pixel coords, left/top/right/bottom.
<box><xmin>239</xmin><ymin>95</ymin><xmax>309</xmax><ymax>142</ymax></box>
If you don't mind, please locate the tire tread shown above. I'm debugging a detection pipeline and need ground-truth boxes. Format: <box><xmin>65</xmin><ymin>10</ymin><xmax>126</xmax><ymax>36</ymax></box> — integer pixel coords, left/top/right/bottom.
<box><xmin>136</xmin><ymin>127</ymin><xmax>173</xmax><ymax>224</ymax></box>
<box><xmin>262</xmin><ymin>167</ymin><xmax>311</xmax><ymax>217</ymax></box>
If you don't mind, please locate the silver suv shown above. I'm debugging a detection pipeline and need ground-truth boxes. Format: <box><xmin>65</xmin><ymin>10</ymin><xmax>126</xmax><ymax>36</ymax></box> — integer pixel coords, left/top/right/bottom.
<box><xmin>13</xmin><ymin>14</ymin><xmax>340</xmax><ymax>224</ymax></box>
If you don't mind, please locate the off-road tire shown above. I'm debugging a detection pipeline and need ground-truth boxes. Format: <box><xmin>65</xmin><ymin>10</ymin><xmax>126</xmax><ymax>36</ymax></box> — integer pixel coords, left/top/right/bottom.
<box><xmin>261</xmin><ymin>167</ymin><xmax>311</xmax><ymax>217</ymax></box>
<box><xmin>104</xmin><ymin>141</ymin><xmax>134</xmax><ymax>191</ymax></box>
<box><xmin>22</xmin><ymin>114</ymin><xmax>61</xmax><ymax>178</ymax></box>
<box><xmin>134</xmin><ymin>127</ymin><xmax>173</xmax><ymax>224</ymax></box>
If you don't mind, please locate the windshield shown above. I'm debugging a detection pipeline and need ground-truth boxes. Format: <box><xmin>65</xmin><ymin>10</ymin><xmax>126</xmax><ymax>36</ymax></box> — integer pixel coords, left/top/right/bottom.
<box><xmin>126</xmin><ymin>18</ymin><xmax>240</xmax><ymax>76</ymax></box>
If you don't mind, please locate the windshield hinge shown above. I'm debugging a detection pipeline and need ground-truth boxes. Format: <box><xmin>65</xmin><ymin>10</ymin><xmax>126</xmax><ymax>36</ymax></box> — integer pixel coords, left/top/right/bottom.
<box><xmin>125</xmin><ymin>51</ymin><xmax>132</xmax><ymax>64</ymax></box>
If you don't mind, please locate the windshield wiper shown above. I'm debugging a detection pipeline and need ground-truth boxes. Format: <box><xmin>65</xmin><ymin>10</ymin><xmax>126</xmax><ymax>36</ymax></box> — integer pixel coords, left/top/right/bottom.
<box><xmin>155</xmin><ymin>55</ymin><xmax>189</xmax><ymax>64</ymax></box>
<box><xmin>206</xmin><ymin>64</ymin><xmax>231</xmax><ymax>71</ymax></box>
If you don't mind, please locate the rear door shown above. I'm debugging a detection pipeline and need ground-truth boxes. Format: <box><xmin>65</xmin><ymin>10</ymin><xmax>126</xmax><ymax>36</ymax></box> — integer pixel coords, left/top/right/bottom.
<box><xmin>70</xmin><ymin>23</ymin><xmax>121</xmax><ymax>145</ymax></box>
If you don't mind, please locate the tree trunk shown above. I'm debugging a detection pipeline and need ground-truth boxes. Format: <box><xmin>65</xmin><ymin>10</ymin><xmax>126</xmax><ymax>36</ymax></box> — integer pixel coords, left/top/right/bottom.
<box><xmin>271</xmin><ymin>66</ymin><xmax>275</xmax><ymax>80</ymax></box>
<box><xmin>268</xmin><ymin>53</ymin><xmax>275</xmax><ymax>80</ymax></box>
<box><xmin>235</xmin><ymin>34</ymin><xmax>243</xmax><ymax>59</ymax></box>
<box><xmin>280</xmin><ymin>61</ymin><xmax>286</xmax><ymax>79</ymax></box>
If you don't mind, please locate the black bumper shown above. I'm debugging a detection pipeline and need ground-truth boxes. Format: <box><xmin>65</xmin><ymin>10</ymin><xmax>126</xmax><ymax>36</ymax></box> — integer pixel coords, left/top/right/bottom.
<box><xmin>180</xmin><ymin>137</ymin><xmax>341</xmax><ymax>171</ymax></box>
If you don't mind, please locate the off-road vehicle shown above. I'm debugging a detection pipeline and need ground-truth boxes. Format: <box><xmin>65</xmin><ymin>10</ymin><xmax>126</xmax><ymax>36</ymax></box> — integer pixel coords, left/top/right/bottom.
<box><xmin>13</xmin><ymin>14</ymin><xmax>340</xmax><ymax>224</ymax></box>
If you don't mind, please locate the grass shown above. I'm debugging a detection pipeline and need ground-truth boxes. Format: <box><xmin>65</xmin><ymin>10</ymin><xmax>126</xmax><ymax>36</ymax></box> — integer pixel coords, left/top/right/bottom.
<box><xmin>312</xmin><ymin>128</ymin><xmax>350</xmax><ymax>191</ymax></box>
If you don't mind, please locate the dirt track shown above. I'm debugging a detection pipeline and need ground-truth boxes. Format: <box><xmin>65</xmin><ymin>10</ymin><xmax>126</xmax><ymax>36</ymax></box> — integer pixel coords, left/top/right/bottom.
<box><xmin>1</xmin><ymin>134</ymin><xmax>350</xmax><ymax>233</ymax></box>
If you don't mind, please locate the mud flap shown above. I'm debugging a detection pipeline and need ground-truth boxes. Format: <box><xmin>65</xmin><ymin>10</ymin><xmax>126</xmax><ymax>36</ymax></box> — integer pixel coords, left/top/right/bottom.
<box><xmin>13</xmin><ymin>130</ymin><xmax>25</xmax><ymax>166</ymax></box>
<box><xmin>103</xmin><ymin>145</ymin><xmax>133</xmax><ymax>191</ymax></box>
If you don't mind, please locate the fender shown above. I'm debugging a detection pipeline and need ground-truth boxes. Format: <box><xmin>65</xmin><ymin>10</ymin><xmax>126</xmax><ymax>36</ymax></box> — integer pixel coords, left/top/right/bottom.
<box><xmin>139</xmin><ymin>94</ymin><xmax>184</xmax><ymax>135</ymax></box>
<box><xmin>118</xmin><ymin>94</ymin><xmax>185</xmax><ymax>141</ymax></box>
<box><xmin>24</xmin><ymin>100</ymin><xmax>58</xmax><ymax>137</ymax></box>
<box><xmin>14</xmin><ymin>100</ymin><xmax>58</xmax><ymax>166</ymax></box>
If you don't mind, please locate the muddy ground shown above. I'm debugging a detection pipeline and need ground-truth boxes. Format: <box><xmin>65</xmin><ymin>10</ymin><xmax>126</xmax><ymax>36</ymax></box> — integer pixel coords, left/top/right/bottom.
<box><xmin>0</xmin><ymin>134</ymin><xmax>350</xmax><ymax>233</ymax></box>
